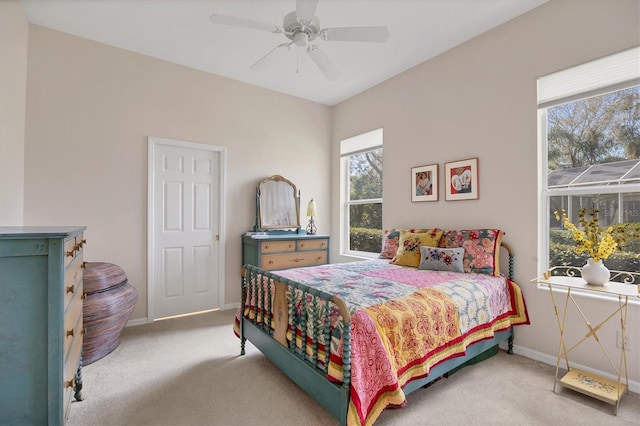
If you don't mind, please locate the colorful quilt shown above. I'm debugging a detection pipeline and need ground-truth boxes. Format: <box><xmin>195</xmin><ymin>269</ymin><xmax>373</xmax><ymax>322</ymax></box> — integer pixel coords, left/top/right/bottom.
<box><xmin>237</xmin><ymin>260</ymin><xmax>529</xmax><ymax>426</ymax></box>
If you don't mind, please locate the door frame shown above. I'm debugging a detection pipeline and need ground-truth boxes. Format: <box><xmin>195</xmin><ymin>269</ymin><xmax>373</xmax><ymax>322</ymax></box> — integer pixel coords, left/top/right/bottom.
<box><xmin>147</xmin><ymin>136</ymin><xmax>226</xmax><ymax>323</ymax></box>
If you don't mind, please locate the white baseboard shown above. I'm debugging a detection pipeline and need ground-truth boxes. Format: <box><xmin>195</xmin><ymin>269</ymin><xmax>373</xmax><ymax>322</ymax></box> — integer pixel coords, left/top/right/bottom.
<box><xmin>510</xmin><ymin>344</ymin><xmax>639</xmax><ymax>394</ymax></box>
<box><xmin>222</xmin><ymin>302</ymin><xmax>239</xmax><ymax>311</ymax></box>
<box><xmin>126</xmin><ymin>317</ymin><xmax>148</xmax><ymax>327</ymax></box>
<box><xmin>125</xmin><ymin>303</ymin><xmax>239</xmax><ymax>328</ymax></box>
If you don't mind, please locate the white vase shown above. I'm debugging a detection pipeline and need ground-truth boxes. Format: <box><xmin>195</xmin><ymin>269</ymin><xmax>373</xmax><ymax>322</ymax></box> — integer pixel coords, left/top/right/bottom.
<box><xmin>581</xmin><ymin>258</ymin><xmax>610</xmax><ymax>286</ymax></box>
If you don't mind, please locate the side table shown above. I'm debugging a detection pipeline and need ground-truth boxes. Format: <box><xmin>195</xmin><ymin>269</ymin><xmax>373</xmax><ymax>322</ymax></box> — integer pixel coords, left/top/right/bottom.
<box><xmin>531</xmin><ymin>268</ymin><xmax>639</xmax><ymax>415</ymax></box>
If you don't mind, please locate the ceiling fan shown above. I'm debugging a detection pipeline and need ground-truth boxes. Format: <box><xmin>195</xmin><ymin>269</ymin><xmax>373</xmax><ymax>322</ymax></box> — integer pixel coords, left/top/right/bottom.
<box><xmin>209</xmin><ymin>0</ymin><xmax>389</xmax><ymax>80</ymax></box>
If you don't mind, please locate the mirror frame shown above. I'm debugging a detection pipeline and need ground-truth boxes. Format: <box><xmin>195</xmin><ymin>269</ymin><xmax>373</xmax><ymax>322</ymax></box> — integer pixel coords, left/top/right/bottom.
<box><xmin>256</xmin><ymin>175</ymin><xmax>301</xmax><ymax>232</ymax></box>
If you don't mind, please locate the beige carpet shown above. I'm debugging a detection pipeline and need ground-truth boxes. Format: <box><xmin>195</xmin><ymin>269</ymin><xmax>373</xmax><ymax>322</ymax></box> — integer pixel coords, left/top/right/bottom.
<box><xmin>67</xmin><ymin>309</ymin><xmax>639</xmax><ymax>426</ymax></box>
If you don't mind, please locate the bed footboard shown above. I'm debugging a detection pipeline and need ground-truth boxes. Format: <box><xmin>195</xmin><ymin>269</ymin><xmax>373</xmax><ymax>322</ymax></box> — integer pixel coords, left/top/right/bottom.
<box><xmin>240</xmin><ymin>265</ymin><xmax>352</xmax><ymax>423</ymax></box>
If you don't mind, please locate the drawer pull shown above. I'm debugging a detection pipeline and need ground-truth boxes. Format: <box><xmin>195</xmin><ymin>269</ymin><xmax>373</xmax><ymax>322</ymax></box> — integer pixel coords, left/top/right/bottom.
<box><xmin>81</xmin><ymin>262</ymin><xmax>87</xmax><ymax>269</ymax></box>
<box><xmin>292</xmin><ymin>258</ymin><xmax>303</xmax><ymax>263</ymax></box>
<box><xmin>66</xmin><ymin>329</ymin><xmax>74</xmax><ymax>337</ymax></box>
<box><xmin>66</xmin><ymin>284</ymin><xmax>75</xmax><ymax>294</ymax></box>
<box><xmin>79</xmin><ymin>239</ymin><xmax>87</xmax><ymax>247</ymax></box>
<box><xmin>65</xmin><ymin>379</ymin><xmax>74</xmax><ymax>389</ymax></box>
<box><xmin>264</xmin><ymin>245</ymin><xmax>270</xmax><ymax>249</ymax></box>
<box><xmin>66</xmin><ymin>249</ymin><xmax>76</xmax><ymax>257</ymax></box>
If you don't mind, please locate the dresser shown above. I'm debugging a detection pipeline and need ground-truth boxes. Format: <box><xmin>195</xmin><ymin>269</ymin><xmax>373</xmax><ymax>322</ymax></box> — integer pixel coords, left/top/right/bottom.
<box><xmin>242</xmin><ymin>233</ymin><xmax>330</xmax><ymax>271</ymax></box>
<box><xmin>0</xmin><ymin>226</ymin><xmax>86</xmax><ymax>425</ymax></box>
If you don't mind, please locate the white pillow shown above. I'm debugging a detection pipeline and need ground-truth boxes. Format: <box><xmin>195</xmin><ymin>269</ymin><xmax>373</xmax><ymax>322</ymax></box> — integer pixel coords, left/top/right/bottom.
<box><xmin>418</xmin><ymin>246</ymin><xmax>465</xmax><ymax>273</ymax></box>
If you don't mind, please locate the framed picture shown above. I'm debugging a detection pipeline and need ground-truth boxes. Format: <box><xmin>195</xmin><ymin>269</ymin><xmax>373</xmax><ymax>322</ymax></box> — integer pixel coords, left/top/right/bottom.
<box><xmin>411</xmin><ymin>164</ymin><xmax>438</xmax><ymax>202</ymax></box>
<box><xmin>445</xmin><ymin>158</ymin><xmax>478</xmax><ymax>201</ymax></box>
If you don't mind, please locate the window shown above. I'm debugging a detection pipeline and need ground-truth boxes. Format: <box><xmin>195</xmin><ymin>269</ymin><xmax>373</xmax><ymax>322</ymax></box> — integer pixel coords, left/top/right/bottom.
<box><xmin>340</xmin><ymin>129</ymin><xmax>383</xmax><ymax>257</ymax></box>
<box><xmin>538</xmin><ymin>47</ymin><xmax>640</xmax><ymax>273</ymax></box>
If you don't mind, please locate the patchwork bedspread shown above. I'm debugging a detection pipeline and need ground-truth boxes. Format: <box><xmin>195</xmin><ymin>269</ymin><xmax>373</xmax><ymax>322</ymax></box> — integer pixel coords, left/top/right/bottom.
<box><xmin>238</xmin><ymin>260</ymin><xmax>529</xmax><ymax>426</ymax></box>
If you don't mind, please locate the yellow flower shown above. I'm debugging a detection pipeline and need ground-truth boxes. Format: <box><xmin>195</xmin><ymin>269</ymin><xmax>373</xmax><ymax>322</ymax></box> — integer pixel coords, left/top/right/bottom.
<box><xmin>554</xmin><ymin>207</ymin><xmax>639</xmax><ymax>262</ymax></box>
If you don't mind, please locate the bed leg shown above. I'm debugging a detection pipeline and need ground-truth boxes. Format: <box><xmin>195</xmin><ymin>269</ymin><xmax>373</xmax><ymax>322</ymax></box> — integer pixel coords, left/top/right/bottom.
<box><xmin>507</xmin><ymin>333</ymin><xmax>514</xmax><ymax>355</ymax></box>
<box><xmin>240</xmin><ymin>319</ymin><xmax>246</xmax><ymax>355</ymax></box>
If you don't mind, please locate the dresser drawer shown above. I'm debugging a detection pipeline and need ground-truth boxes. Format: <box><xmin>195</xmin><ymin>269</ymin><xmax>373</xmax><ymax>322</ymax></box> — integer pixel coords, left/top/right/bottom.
<box><xmin>261</xmin><ymin>250</ymin><xmax>328</xmax><ymax>270</ymax></box>
<box><xmin>64</xmin><ymin>282</ymin><xmax>83</xmax><ymax>358</ymax></box>
<box><xmin>63</xmin><ymin>322</ymin><xmax>82</xmax><ymax>419</ymax></box>
<box><xmin>64</xmin><ymin>255</ymin><xmax>83</xmax><ymax>309</ymax></box>
<box><xmin>297</xmin><ymin>239</ymin><xmax>328</xmax><ymax>251</ymax></box>
<box><xmin>64</xmin><ymin>233</ymin><xmax>85</xmax><ymax>267</ymax></box>
<box><xmin>260</xmin><ymin>240</ymin><xmax>296</xmax><ymax>253</ymax></box>
<box><xmin>64</xmin><ymin>237</ymin><xmax>77</xmax><ymax>267</ymax></box>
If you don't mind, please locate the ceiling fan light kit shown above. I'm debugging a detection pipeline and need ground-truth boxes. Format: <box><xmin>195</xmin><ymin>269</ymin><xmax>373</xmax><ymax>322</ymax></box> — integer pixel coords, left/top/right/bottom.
<box><xmin>209</xmin><ymin>0</ymin><xmax>389</xmax><ymax>80</ymax></box>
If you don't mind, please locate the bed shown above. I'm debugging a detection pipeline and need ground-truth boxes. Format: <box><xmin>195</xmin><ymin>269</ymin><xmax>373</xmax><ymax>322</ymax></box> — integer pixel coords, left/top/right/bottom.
<box><xmin>235</xmin><ymin>228</ymin><xmax>529</xmax><ymax>425</ymax></box>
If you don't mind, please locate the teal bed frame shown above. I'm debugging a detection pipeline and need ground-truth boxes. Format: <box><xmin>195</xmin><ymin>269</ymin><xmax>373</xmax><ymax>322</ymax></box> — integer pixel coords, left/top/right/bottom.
<box><xmin>239</xmin><ymin>243</ymin><xmax>516</xmax><ymax>425</ymax></box>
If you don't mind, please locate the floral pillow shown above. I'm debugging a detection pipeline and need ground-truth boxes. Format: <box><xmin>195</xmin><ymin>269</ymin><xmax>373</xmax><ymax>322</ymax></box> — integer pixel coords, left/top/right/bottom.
<box><xmin>390</xmin><ymin>229</ymin><xmax>444</xmax><ymax>268</ymax></box>
<box><xmin>418</xmin><ymin>246</ymin><xmax>465</xmax><ymax>273</ymax></box>
<box><xmin>379</xmin><ymin>228</ymin><xmax>429</xmax><ymax>259</ymax></box>
<box><xmin>438</xmin><ymin>229</ymin><xmax>504</xmax><ymax>276</ymax></box>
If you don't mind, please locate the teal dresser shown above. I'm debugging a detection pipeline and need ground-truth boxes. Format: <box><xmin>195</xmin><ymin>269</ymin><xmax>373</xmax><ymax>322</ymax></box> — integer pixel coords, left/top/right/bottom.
<box><xmin>0</xmin><ymin>226</ymin><xmax>86</xmax><ymax>425</ymax></box>
<box><xmin>242</xmin><ymin>233</ymin><xmax>330</xmax><ymax>271</ymax></box>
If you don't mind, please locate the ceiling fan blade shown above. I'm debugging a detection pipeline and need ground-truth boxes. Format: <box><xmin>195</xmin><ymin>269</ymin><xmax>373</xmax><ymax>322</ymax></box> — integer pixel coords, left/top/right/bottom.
<box><xmin>210</xmin><ymin>14</ymin><xmax>280</xmax><ymax>33</ymax></box>
<box><xmin>307</xmin><ymin>45</ymin><xmax>340</xmax><ymax>80</ymax></box>
<box><xmin>250</xmin><ymin>43</ymin><xmax>292</xmax><ymax>71</ymax></box>
<box><xmin>322</xmin><ymin>26</ymin><xmax>390</xmax><ymax>42</ymax></box>
<box><xmin>296</xmin><ymin>0</ymin><xmax>319</xmax><ymax>23</ymax></box>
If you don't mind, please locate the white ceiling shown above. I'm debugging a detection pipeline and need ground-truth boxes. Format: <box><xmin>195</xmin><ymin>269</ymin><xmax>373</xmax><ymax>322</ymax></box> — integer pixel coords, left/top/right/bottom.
<box><xmin>21</xmin><ymin>0</ymin><xmax>548</xmax><ymax>106</ymax></box>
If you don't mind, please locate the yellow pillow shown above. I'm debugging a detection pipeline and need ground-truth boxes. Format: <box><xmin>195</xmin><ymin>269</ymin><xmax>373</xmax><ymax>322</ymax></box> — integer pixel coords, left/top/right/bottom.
<box><xmin>391</xmin><ymin>229</ymin><xmax>444</xmax><ymax>267</ymax></box>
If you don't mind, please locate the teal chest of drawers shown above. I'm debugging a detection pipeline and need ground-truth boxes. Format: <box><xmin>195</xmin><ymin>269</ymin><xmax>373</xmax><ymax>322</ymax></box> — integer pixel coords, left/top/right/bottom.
<box><xmin>242</xmin><ymin>234</ymin><xmax>330</xmax><ymax>271</ymax></box>
<box><xmin>0</xmin><ymin>226</ymin><xmax>86</xmax><ymax>425</ymax></box>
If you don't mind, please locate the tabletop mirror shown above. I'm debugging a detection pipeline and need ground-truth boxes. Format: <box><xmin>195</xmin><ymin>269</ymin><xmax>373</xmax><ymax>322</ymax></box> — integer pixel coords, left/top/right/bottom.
<box><xmin>255</xmin><ymin>175</ymin><xmax>301</xmax><ymax>232</ymax></box>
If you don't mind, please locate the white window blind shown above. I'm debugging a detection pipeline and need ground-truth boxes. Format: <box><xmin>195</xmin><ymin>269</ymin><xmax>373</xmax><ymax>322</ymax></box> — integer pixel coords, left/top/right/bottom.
<box><xmin>537</xmin><ymin>46</ymin><xmax>640</xmax><ymax>108</ymax></box>
<box><xmin>340</xmin><ymin>128</ymin><xmax>383</xmax><ymax>156</ymax></box>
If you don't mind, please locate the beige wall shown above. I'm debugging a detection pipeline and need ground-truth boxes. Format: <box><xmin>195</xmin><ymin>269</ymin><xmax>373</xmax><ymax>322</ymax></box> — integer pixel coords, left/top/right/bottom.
<box><xmin>332</xmin><ymin>0</ymin><xmax>640</xmax><ymax>387</ymax></box>
<box><xmin>0</xmin><ymin>0</ymin><xmax>28</xmax><ymax>225</ymax></box>
<box><xmin>23</xmin><ymin>25</ymin><xmax>331</xmax><ymax>320</ymax></box>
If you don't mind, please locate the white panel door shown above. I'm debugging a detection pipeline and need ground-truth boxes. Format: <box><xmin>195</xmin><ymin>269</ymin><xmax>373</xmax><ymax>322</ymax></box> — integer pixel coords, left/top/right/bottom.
<box><xmin>150</xmin><ymin>139</ymin><xmax>221</xmax><ymax>320</ymax></box>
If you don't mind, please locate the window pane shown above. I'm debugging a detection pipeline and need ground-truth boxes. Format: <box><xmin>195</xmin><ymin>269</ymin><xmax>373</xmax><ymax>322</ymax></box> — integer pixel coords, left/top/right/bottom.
<box><xmin>545</xmin><ymin>85</ymin><xmax>640</xmax><ymax>274</ymax></box>
<box><xmin>349</xmin><ymin>149</ymin><xmax>383</xmax><ymax>201</ymax></box>
<box><xmin>549</xmin><ymin>194</ymin><xmax>640</xmax><ymax>272</ymax></box>
<box><xmin>349</xmin><ymin>203</ymin><xmax>382</xmax><ymax>253</ymax></box>
<box><xmin>547</xmin><ymin>87</ymin><xmax>640</xmax><ymax>174</ymax></box>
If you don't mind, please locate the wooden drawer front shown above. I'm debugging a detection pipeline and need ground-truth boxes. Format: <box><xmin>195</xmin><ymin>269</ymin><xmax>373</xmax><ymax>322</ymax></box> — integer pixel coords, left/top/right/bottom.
<box><xmin>64</xmin><ymin>233</ymin><xmax>85</xmax><ymax>267</ymax></box>
<box><xmin>64</xmin><ymin>237</ymin><xmax>77</xmax><ymax>267</ymax></box>
<box><xmin>260</xmin><ymin>240</ymin><xmax>296</xmax><ymax>253</ymax></box>
<box><xmin>261</xmin><ymin>250</ymin><xmax>328</xmax><ymax>270</ymax></box>
<box><xmin>64</xmin><ymin>254</ymin><xmax>83</xmax><ymax>309</ymax></box>
<box><xmin>64</xmin><ymin>282</ymin><xmax>83</xmax><ymax>359</ymax></box>
<box><xmin>62</xmin><ymin>318</ymin><xmax>82</xmax><ymax>418</ymax></box>
<box><xmin>63</xmin><ymin>383</ymin><xmax>74</xmax><ymax>422</ymax></box>
<box><xmin>297</xmin><ymin>239</ymin><xmax>328</xmax><ymax>251</ymax></box>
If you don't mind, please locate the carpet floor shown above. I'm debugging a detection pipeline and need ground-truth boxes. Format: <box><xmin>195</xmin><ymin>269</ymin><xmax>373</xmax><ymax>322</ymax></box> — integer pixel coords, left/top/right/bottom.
<box><xmin>67</xmin><ymin>309</ymin><xmax>640</xmax><ymax>425</ymax></box>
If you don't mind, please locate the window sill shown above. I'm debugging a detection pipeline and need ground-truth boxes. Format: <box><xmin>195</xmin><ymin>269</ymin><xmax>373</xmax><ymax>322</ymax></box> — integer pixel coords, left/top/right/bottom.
<box><xmin>339</xmin><ymin>250</ymin><xmax>379</xmax><ymax>262</ymax></box>
<box><xmin>536</xmin><ymin>283</ymin><xmax>640</xmax><ymax>307</ymax></box>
